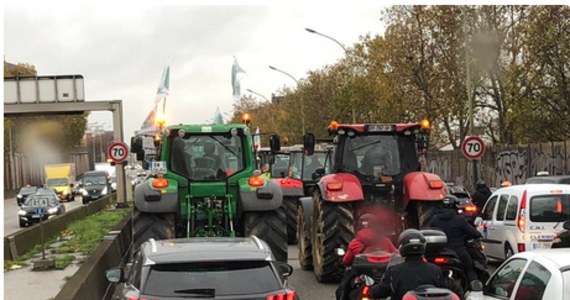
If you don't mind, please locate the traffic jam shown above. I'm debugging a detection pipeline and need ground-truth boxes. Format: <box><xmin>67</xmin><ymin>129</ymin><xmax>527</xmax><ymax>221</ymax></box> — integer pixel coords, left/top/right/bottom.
<box><xmin>4</xmin><ymin>5</ymin><xmax>570</xmax><ymax>300</ymax></box>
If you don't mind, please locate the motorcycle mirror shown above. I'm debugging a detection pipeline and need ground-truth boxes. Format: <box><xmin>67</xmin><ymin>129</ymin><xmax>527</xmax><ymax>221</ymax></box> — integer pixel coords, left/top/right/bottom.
<box><xmin>563</xmin><ymin>221</ymin><xmax>570</xmax><ymax>231</ymax></box>
<box><xmin>469</xmin><ymin>280</ymin><xmax>484</xmax><ymax>292</ymax></box>
<box><xmin>335</xmin><ymin>248</ymin><xmax>346</xmax><ymax>256</ymax></box>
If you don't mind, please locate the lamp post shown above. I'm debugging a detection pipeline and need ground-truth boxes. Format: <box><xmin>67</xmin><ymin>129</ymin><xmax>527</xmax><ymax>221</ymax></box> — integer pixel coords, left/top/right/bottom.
<box><xmin>246</xmin><ymin>89</ymin><xmax>270</xmax><ymax>102</ymax></box>
<box><xmin>305</xmin><ymin>27</ymin><xmax>357</xmax><ymax>123</ymax></box>
<box><xmin>268</xmin><ymin>65</ymin><xmax>305</xmax><ymax>136</ymax></box>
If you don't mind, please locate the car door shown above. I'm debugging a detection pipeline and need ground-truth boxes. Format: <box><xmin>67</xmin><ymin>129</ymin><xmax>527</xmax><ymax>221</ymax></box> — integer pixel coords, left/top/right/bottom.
<box><xmin>482</xmin><ymin>195</ymin><xmax>500</xmax><ymax>258</ymax></box>
<box><xmin>493</xmin><ymin>194</ymin><xmax>510</xmax><ymax>258</ymax></box>
<box><xmin>482</xmin><ymin>258</ymin><xmax>528</xmax><ymax>299</ymax></box>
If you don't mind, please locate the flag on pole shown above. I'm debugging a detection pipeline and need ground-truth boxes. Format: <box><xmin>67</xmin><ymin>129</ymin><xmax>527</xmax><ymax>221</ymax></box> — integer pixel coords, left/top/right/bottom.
<box><xmin>213</xmin><ymin>107</ymin><xmax>224</xmax><ymax>125</ymax></box>
<box><xmin>231</xmin><ymin>56</ymin><xmax>246</xmax><ymax>101</ymax></box>
<box><xmin>254</xmin><ymin>127</ymin><xmax>261</xmax><ymax>151</ymax></box>
<box><xmin>139</xmin><ymin>66</ymin><xmax>170</xmax><ymax>134</ymax></box>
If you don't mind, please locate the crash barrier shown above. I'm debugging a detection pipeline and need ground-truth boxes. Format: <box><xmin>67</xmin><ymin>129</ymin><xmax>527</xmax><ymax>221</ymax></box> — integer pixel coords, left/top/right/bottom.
<box><xmin>4</xmin><ymin>193</ymin><xmax>116</xmax><ymax>261</ymax></box>
<box><xmin>54</xmin><ymin>210</ymin><xmax>132</xmax><ymax>300</ymax></box>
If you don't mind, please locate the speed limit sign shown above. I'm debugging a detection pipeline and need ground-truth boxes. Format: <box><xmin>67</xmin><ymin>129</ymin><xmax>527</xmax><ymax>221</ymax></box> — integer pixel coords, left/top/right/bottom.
<box><xmin>461</xmin><ymin>136</ymin><xmax>485</xmax><ymax>160</ymax></box>
<box><xmin>108</xmin><ymin>142</ymin><xmax>129</xmax><ymax>164</ymax></box>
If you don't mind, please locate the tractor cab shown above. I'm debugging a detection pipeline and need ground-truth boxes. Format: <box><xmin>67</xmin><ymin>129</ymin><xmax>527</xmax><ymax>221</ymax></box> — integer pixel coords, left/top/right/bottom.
<box><xmin>288</xmin><ymin>144</ymin><xmax>333</xmax><ymax>195</ymax></box>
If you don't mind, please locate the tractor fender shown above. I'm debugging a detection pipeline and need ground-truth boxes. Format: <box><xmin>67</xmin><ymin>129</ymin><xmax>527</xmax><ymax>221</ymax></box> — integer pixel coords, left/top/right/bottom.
<box><xmin>402</xmin><ymin>171</ymin><xmax>446</xmax><ymax>209</ymax></box>
<box><xmin>318</xmin><ymin>173</ymin><xmax>364</xmax><ymax>203</ymax></box>
<box><xmin>240</xmin><ymin>180</ymin><xmax>283</xmax><ymax>212</ymax></box>
<box><xmin>134</xmin><ymin>180</ymin><xmax>179</xmax><ymax>213</ymax></box>
<box><xmin>276</xmin><ymin>177</ymin><xmax>304</xmax><ymax>197</ymax></box>
<box><xmin>298</xmin><ymin>196</ymin><xmax>313</xmax><ymax>239</ymax></box>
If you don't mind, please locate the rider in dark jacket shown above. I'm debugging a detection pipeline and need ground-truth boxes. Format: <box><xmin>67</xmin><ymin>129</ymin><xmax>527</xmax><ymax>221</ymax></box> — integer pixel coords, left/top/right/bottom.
<box><xmin>370</xmin><ymin>229</ymin><xmax>445</xmax><ymax>300</ymax></box>
<box><xmin>472</xmin><ymin>180</ymin><xmax>492</xmax><ymax>210</ymax></box>
<box><xmin>429</xmin><ymin>195</ymin><xmax>483</xmax><ymax>285</ymax></box>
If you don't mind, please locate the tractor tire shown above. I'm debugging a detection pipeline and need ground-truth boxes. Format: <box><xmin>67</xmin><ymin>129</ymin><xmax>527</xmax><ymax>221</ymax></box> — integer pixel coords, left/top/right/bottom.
<box><xmin>244</xmin><ymin>207</ymin><xmax>288</xmax><ymax>263</ymax></box>
<box><xmin>312</xmin><ymin>196</ymin><xmax>354</xmax><ymax>282</ymax></box>
<box><xmin>284</xmin><ymin>197</ymin><xmax>298</xmax><ymax>244</ymax></box>
<box><xmin>133</xmin><ymin>208</ymin><xmax>175</xmax><ymax>251</ymax></box>
<box><xmin>416</xmin><ymin>201</ymin><xmax>441</xmax><ymax>228</ymax></box>
<box><xmin>297</xmin><ymin>203</ymin><xmax>312</xmax><ymax>270</ymax></box>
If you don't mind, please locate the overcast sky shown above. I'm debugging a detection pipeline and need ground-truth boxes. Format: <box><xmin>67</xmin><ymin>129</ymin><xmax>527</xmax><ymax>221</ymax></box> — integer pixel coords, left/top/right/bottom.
<box><xmin>4</xmin><ymin>5</ymin><xmax>386</xmax><ymax>139</ymax></box>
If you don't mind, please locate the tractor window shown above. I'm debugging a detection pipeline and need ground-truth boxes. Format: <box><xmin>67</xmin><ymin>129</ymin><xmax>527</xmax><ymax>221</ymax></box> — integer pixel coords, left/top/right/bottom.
<box><xmin>271</xmin><ymin>154</ymin><xmax>290</xmax><ymax>179</ymax></box>
<box><xmin>289</xmin><ymin>152</ymin><xmax>303</xmax><ymax>180</ymax></box>
<box><xmin>342</xmin><ymin>135</ymin><xmax>401</xmax><ymax>177</ymax></box>
<box><xmin>303</xmin><ymin>152</ymin><xmax>329</xmax><ymax>181</ymax></box>
<box><xmin>169</xmin><ymin>135</ymin><xmax>244</xmax><ymax>181</ymax></box>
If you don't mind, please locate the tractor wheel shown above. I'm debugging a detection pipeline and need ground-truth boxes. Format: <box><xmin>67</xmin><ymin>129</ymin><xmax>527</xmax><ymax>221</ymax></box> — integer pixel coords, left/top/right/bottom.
<box><xmin>297</xmin><ymin>203</ymin><xmax>312</xmax><ymax>270</ymax></box>
<box><xmin>416</xmin><ymin>201</ymin><xmax>441</xmax><ymax>228</ymax></box>
<box><xmin>133</xmin><ymin>208</ymin><xmax>175</xmax><ymax>251</ymax></box>
<box><xmin>284</xmin><ymin>197</ymin><xmax>298</xmax><ymax>244</ymax></box>
<box><xmin>244</xmin><ymin>207</ymin><xmax>288</xmax><ymax>263</ymax></box>
<box><xmin>312</xmin><ymin>195</ymin><xmax>354</xmax><ymax>282</ymax></box>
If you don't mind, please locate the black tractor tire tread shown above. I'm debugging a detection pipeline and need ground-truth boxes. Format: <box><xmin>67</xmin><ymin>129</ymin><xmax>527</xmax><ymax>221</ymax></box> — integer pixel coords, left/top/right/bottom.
<box><xmin>244</xmin><ymin>208</ymin><xmax>288</xmax><ymax>263</ymax></box>
<box><xmin>416</xmin><ymin>201</ymin><xmax>441</xmax><ymax>228</ymax></box>
<box><xmin>284</xmin><ymin>197</ymin><xmax>298</xmax><ymax>244</ymax></box>
<box><xmin>312</xmin><ymin>198</ymin><xmax>354</xmax><ymax>282</ymax></box>
<box><xmin>297</xmin><ymin>204</ymin><xmax>313</xmax><ymax>270</ymax></box>
<box><xmin>133</xmin><ymin>209</ymin><xmax>175</xmax><ymax>251</ymax></box>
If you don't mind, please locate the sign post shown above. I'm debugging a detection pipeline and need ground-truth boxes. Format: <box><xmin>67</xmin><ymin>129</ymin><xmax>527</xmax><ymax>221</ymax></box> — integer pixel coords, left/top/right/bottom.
<box><xmin>461</xmin><ymin>136</ymin><xmax>486</xmax><ymax>160</ymax></box>
<box><xmin>36</xmin><ymin>207</ymin><xmax>46</xmax><ymax>260</ymax></box>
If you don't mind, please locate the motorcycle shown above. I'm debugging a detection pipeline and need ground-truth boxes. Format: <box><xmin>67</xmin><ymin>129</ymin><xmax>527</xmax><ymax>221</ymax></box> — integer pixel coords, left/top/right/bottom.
<box><xmin>402</xmin><ymin>284</ymin><xmax>461</xmax><ymax>300</ymax></box>
<box><xmin>552</xmin><ymin>221</ymin><xmax>570</xmax><ymax>248</ymax></box>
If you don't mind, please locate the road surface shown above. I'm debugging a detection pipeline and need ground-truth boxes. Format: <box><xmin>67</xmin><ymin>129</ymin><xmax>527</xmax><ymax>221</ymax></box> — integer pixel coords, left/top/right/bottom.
<box><xmin>4</xmin><ymin>196</ymin><xmax>83</xmax><ymax>236</ymax></box>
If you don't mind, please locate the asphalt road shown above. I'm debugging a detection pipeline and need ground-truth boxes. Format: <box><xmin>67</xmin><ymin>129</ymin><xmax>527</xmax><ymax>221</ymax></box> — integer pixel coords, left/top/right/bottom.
<box><xmin>4</xmin><ymin>195</ymin><xmax>84</xmax><ymax>236</ymax></box>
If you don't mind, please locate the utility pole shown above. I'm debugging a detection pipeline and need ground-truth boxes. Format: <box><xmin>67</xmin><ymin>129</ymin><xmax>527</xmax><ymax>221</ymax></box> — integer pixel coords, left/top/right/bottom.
<box><xmin>462</xmin><ymin>5</ymin><xmax>478</xmax><ymax>188</ymax></box>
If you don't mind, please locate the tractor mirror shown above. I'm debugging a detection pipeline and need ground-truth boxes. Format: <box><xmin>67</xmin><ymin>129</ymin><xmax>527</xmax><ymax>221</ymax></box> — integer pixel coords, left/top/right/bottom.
<box><xmin>303</xmin><ymin>133</ymin><xmax>315</xmax><ymax>156</ymax></box>
<box><xmin>312</xmin><ymin>167</ymin><xmax>326</xmax><ymax>181</ymax></box>
<box><xmin>269</xmin><ymin>134</ymin><xmax>281</xmax><ymax>154</ymax></box>
<box><xmin>131</xmin><ymin>136</ymin><xmax>143</xmax><ymax>153</ymax></box>
<box><xmin>136</xmin><ymin>150</ymin><xmax>145</xmax><ymax>162</ymax></box>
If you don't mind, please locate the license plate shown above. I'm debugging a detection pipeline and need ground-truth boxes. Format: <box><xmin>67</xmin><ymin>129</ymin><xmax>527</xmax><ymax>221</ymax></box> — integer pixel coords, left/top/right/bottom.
<box><xmin>531</xmin><ymin>242</ymin><xmax>552</xmax><ymax>249</ymax></box>
<box><xmin>32</xmin><ymin>214</ymin><xmax>40</xmax><ymax>218</ymax></box>
<box><xmin>537</xmin><ymin>234</ymin><xmax>554</xmax><ymax>241</ymax></box>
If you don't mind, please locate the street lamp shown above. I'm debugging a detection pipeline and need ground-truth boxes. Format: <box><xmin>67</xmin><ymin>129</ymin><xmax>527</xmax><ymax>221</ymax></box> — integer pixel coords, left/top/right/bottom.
<box><xmin>246</xmin><ymin>89</ymin><xmax>270</xmax><ymax>102</ymax></box>
<box><xmin>268</xmin><ymin>65</ymin><xmax>305</xmax><ymax>136</ymax></box>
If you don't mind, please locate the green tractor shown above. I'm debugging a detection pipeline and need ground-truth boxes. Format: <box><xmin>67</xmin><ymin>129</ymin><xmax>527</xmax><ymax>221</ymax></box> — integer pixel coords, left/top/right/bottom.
<box><xmin>130</xmin><ymin>123</ymin><xmax>288</xmax><ymax>262</ymax></box>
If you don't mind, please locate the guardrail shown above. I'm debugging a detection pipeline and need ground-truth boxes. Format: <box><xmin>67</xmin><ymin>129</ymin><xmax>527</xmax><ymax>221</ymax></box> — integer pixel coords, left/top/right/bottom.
<box><xmin>4</xmin><ymin>194</ymin><xmax>116</xmax><ymax>261</ymax></box>
<box><xmin>54</xmin><ymin>210</ymin><xmax>132</xmax><ymax>300</ymax></box>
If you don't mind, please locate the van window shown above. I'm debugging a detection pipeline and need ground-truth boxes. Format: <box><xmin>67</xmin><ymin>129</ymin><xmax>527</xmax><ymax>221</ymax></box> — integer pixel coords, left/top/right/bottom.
<box><xmin>505</xmin><ymin>196</ymin><xmax>519</xmax><ymax>221</ymax></box>
<box><xmin>514</xmin><ymin>261</ymin><xmax>551</xmax><ymax>300</ymax></box>
<box><xmin>529</xmin><ymin>194</ymin><xmax>570</xmax><ymax>222</ymax></box>
<box><xmin>497</xmin><ymin>195</ymin><xmax>509</xmax><ymax>221</ymax></box>
<box><xmin>483</xmin><ymin>196</ymin><xmax>498</xmax><ymax>221</ymax></box>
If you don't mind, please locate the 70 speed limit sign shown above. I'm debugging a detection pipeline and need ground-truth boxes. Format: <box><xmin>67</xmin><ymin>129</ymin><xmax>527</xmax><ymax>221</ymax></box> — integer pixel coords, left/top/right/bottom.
<box><xmin>461</xmin><ymin>136</ymin><xmax>485</xmax><ymax>160</ymax></box>
<box><xmin>108</xmin><ymin>142</ymin><xmax>129</xmax><ymax>164</ymax></box>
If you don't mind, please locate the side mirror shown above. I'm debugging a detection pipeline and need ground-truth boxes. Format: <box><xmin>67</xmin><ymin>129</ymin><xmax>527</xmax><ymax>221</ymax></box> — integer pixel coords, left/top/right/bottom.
<box><xmin>269</xmin><ymin>134</ymin><xmax>281</xmax><ymax>154</ymax></box>
<box><xmin>563</xmin><ymin>221</ymin><xmax>570</xmax><ymax>230</ymax></box>
<box><xmin>105</xmin><ymin>267</ymin><xmax>125</xmax><ymax>283</ymax></box>
<box><xmin>69</xmin><ymin>183</ymin><xmax>74</xmax><ymax>188</ymax></box>
<box><xmin>130</xmin><ymin>136</ymin><xmax>143</xmax><ymax>154</ymax></box>
<box><xmin>303</xmin><ymin>133</ymin><xmax>315</xmax><ymax>156</ymax></box>
<box><xmin>335</xmin><ymin>248</ymin><xmax>346</xmax><ymax>256</ymax></box>
<box><xmin>312</xmin><ymin>167</ymin><xmax>326</xmax><ymax>181</ymax></box>
<box><xmin>136</xmin><ymin>150</ymin><xmax>145</xmax><ymax>161</ymax></box>
<box><xmin>276</xmin><ymin>262</ymin><xmax>294</xmax><ymax>278</ymax></box>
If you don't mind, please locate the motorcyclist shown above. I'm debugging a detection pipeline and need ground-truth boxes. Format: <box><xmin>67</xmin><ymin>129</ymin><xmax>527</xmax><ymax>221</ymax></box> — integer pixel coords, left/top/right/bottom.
<box><xmin>472</xmin><ymin>179</ymin><xmax>492</xmax><ymax>210</ymax></box>
<box><xmin>336</xmin><ymin>213</ymin><xmax>399</xmax><ymax>300</ymax></box>
<box><xmin>369</xmin><ymin>229</ymin><xmax>445</xmax><ymax>300</ymax></box>
<box><xmin>428</xmin><ymin>195</ymin><xmax>483</xmax><ymax>287</ymax></box>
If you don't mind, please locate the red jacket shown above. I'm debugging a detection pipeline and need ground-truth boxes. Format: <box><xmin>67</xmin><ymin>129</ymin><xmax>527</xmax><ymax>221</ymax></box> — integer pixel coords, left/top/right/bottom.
<box><xmin>342</xmin><ymin>228</ymin><xmax>399</xmax><ymax>266</ymax></box>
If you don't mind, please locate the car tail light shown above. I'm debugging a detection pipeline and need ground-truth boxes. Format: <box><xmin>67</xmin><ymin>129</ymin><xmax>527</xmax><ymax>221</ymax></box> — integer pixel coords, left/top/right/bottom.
<box><xmin>518</xmin><ymin>190</ymin><xmax>527</xmax><ymax>233</ymax></box>
<box><xmin>361</xmin><ymin>285</ymin><xmax>371</xmax><ymax>300</ymax></box>
<box><xmin>518</xmin><ymin>243</ymin><xmax>526</xmax><ymax>252</ymax></box>
<box><xmin>428</xmin><ymin>180</ymin><xmax>443</xmax><ymax>189</ymax></box>
<box><xmin>464</xmin><ymin>205</ymin><xmax>477</xmax><ymax>213</ymax></box>
<box><xmin>266</xmin><ymin>291</ymin><xmax>295</xmax><ymax>300</ymax></box>
<box><xmin>433</xmin><ymin>257</ymin><xmax>450</xmax><ymax>264</ymax></box>
<box><xmin>249</xmin><ymin>176</ymin><xmax>265</xmax><ymax>187</ymax></box>
<box><xmin>152</xmin><ymin>178</ymin><xmax>168</xmax><ymax>189</ymax></box>
<box><xmin>326</xmin><ymin>182</ymin><xmax>343</xmax><ymax>191</ymax></box>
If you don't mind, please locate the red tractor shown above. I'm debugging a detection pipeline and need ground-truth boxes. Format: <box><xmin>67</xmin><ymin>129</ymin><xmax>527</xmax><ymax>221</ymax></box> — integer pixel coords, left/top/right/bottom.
<box><xmin>297</xmin><ymin>121</ymin><xmax>446</xmax><ymax>282</ymax></box>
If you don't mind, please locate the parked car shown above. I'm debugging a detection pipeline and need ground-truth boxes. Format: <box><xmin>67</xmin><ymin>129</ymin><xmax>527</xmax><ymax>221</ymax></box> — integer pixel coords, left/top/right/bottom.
<box><xmin>466</xmin><ymin>249</ymin><xmax>570</xmax><ymax>300</ymax></box>
<box><xmin>80</xmin><ymin>171</ymin><xmax>111</xmax><ymax>204</ymax></box>
<box><xmin>445</xmin><ymin>183</ymin><xmax>478</xmax><ymax>222</ymax></box>
<box><xmin>525</xmin><ymin>175</ymin><xmax>570</xmax><ymax>185</ymax></box>
<box><xmin>16</xmin><ymin>185</ymin><xmax>38</xmax><ymax>206</ymax></box>
<box><xmin>480</xmin><ymin>184</ymin><xmax>570</xmax><ymax>260</ymax></box>
<box><xmin>18</xmin><ymin>193</ymin><xmax>66</xmax><ymax>227</ymax></box>
<box><xmin>106</xmin><ymin>237</ymin><xmax>298</xmax><ymax>300</ymax></box>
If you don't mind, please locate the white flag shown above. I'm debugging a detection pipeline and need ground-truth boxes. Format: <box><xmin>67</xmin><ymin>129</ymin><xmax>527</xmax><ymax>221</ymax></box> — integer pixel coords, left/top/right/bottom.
<box><xmin>254</xmin><ymin>127</ymin><xmax>261</xmax><ymax>151</ymax></box>
<box><xmin>231</xmin><ymin>56</ymin><xmax>246</xmax><ymax>101</ymax></box>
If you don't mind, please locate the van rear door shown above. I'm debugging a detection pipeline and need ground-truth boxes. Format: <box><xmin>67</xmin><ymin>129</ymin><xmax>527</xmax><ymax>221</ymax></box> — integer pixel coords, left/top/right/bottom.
<box><xmin>527</xmin><ymin>191</ymin><xmax>570</xmax><ymax>251</ymax></box>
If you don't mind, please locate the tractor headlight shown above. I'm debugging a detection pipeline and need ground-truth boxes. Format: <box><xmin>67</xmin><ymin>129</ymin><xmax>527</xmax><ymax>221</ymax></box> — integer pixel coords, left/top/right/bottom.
<box><xmin>101</xmin><ymin>187</ymin><xmax>108</xmax><ymax>195</ymax></box>
<box><xmin>48</xmin><ymin>207</ymin><xmax>58</xmax><ymax>214</ymax></box>
<box><xmin>18</xmin><ymin>210</ymin><xmax>27</xmax><ymax>216</ymax></box>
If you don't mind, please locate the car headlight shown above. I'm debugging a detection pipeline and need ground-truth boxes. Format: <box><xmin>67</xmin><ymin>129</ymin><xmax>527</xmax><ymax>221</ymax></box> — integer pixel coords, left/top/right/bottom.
<box><xmin>47</xmin><ymin>207</ymin><xmax>58</xmax><ymax>214</ymax></box>
<box><xmin>18</xmin><ymin>210</ymin><xmax>26</xmax><ymax>216</ymax></box>
<box><xmin>82</xmin><ymin>189</ymin><xmax>88</xmax><ymax>196</ymax></box>
<box><xmin>17</xmin><ymin>194</ymin><xmax>23</xmax><ymax>199</ymax></box>
<box><xmin>101</xmin><ymin>187</ymin><xmax>108</xmax><ymax>195</ymax></box>
<box><xmin>63</xmin><ymin>190</ymin><xmax>68</xmax><ymax>195</ymax></box>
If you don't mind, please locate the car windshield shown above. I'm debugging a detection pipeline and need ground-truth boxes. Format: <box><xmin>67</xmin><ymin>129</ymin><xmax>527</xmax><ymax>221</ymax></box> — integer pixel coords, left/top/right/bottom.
<box><xmin>341</xmin><ymin>134</ymin><xmax>403</xmax><ymax>177</ymax></box>
<box><xmin>169</xmin><ymin>134</ymin><xmax>245</xmax><ymax>181</ymax></box>
<box><xmin>83</xmin><ymin>176</ymin><xmax>107</xmax><ymax>186</ymax></box>
<box><xmin>529</xmin><ymin>194</ymin><xmax>570</xmax><ymax>222</ymax></box>
<box><xmin>46</xmin><ymin>178</ymin><xmax>68</xmax><ymax>186</ymax></box>
<box><xmin>19</xmin><ymin>187</ymin><xmax>37</xmax><ymax>194</ymax></box>
<box><xmin>143</xmin><ymin>261</ymin><xmax>281</xmax><ymax>297</ymax></box>
<box><xmin>24</xmin><ymin>195</ymin><xmax>57</xmax><ymax>207</ymax></box>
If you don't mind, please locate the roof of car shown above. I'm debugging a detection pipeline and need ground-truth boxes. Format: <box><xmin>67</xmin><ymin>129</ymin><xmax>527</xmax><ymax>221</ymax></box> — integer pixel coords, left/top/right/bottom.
<box><xmin>141</xmin><ymin>237</ymin><xmax>273</xmax><ymax>265</ymax></box>
<box><xmin>511</xmin><ymin>249</ymin><xmax>570</xmax><ymax>270</ymax></box>
<box><xmin>494</xmin><ymin>184</ymin><xmax>570</xmax><ymax>194</ymax></box>
<box><xmin>525</xmin><ymin>175</ymin><xmax>570</xmax><ymax>184</ymax></box>
<box><xmin>84</xmin><ymin>171</ymin><xmax>108</xmax><ymax>175</ymax></box>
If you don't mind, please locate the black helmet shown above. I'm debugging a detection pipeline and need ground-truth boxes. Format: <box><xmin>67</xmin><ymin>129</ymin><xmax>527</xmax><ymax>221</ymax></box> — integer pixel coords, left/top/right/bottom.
<box><xmin>398</xmin><ymin>229</ymin><xmax>426</xmax><ymax>257</ymax></box>
<box><xmin>357</xmin><ymin>213</ymin><xmax>376</xmax><ymax>231</ymax></box>
<box><xmin>442</xmin><ymin>195</ymin><xmax>459</xmax><ymax>209</ymax></box>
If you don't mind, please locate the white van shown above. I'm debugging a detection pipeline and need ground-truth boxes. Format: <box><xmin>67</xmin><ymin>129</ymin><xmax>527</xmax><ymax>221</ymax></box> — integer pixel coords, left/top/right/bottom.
<box><xmin>481</xmin><ymin>184</ymin><xmax>570</xmax><ymax>260</ymax></box>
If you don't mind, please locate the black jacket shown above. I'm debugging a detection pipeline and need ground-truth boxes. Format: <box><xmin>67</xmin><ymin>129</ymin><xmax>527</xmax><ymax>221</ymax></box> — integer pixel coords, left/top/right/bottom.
<box><xmin>370</xmin><ymin>256</ymin><xmax>444</xmax><ymax>300</ymax></box>
<box><xmin>472</xmin><ymin>185</ymin><xmax>492</xmax><ymax>209</ymax></box>
<box><xmin>429</xmin><ymin>209</ymin><xmax>482</xmax><ymax>250</ymax></box>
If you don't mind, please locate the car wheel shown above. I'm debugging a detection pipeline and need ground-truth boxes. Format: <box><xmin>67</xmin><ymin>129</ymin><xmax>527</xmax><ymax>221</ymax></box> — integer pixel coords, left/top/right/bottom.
<box><xmin>19</xmin><ymin>220</ymin><xmax>27</xmax><ymax>228</ymax></box>
<box><xmin>505</xmin><ymin>243</ymin><xmax>514</xmax><ymax>260</ymax></box>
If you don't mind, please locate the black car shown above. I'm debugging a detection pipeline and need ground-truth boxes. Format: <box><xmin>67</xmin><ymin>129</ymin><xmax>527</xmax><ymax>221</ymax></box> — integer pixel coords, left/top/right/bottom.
<box><xmin>16</xmin><ymin>185</ymin><xmax>38</xmax><ymax>206</ymax></box>
<box><xmin>525</xmin><ymin>175</ymin><xmax>570</xmax><ymax>184</ymax></box>
<box><xmin>444</xmin><ymin>183</ymin><xmax>478</xmax><ymax>222</ymax></box>
<box><xmin>80</xmin><ymin>171</ymin><xmax>111</xmax><ymax>204</ymax></box>
<box><xmin>106</xmin><ymin>237</ymin><xmax>298</xmax><ymax>300</ymax></box>
<box><xmin>18</xmin><ymin>193</ymin><xmax>66</xmax><ymax>227</ymax></box>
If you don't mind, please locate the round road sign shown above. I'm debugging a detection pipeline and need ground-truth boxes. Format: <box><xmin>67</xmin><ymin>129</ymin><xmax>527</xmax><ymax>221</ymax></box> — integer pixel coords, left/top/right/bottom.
<box><xmin>108</xmin><ymin>142</ymin><xmax>129</xmax><ymax>163</ymax></box>
<box><xmin>461</xmin><ymin>136</ymin><xmax>485</xmax><ymax>160</ymax></box>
